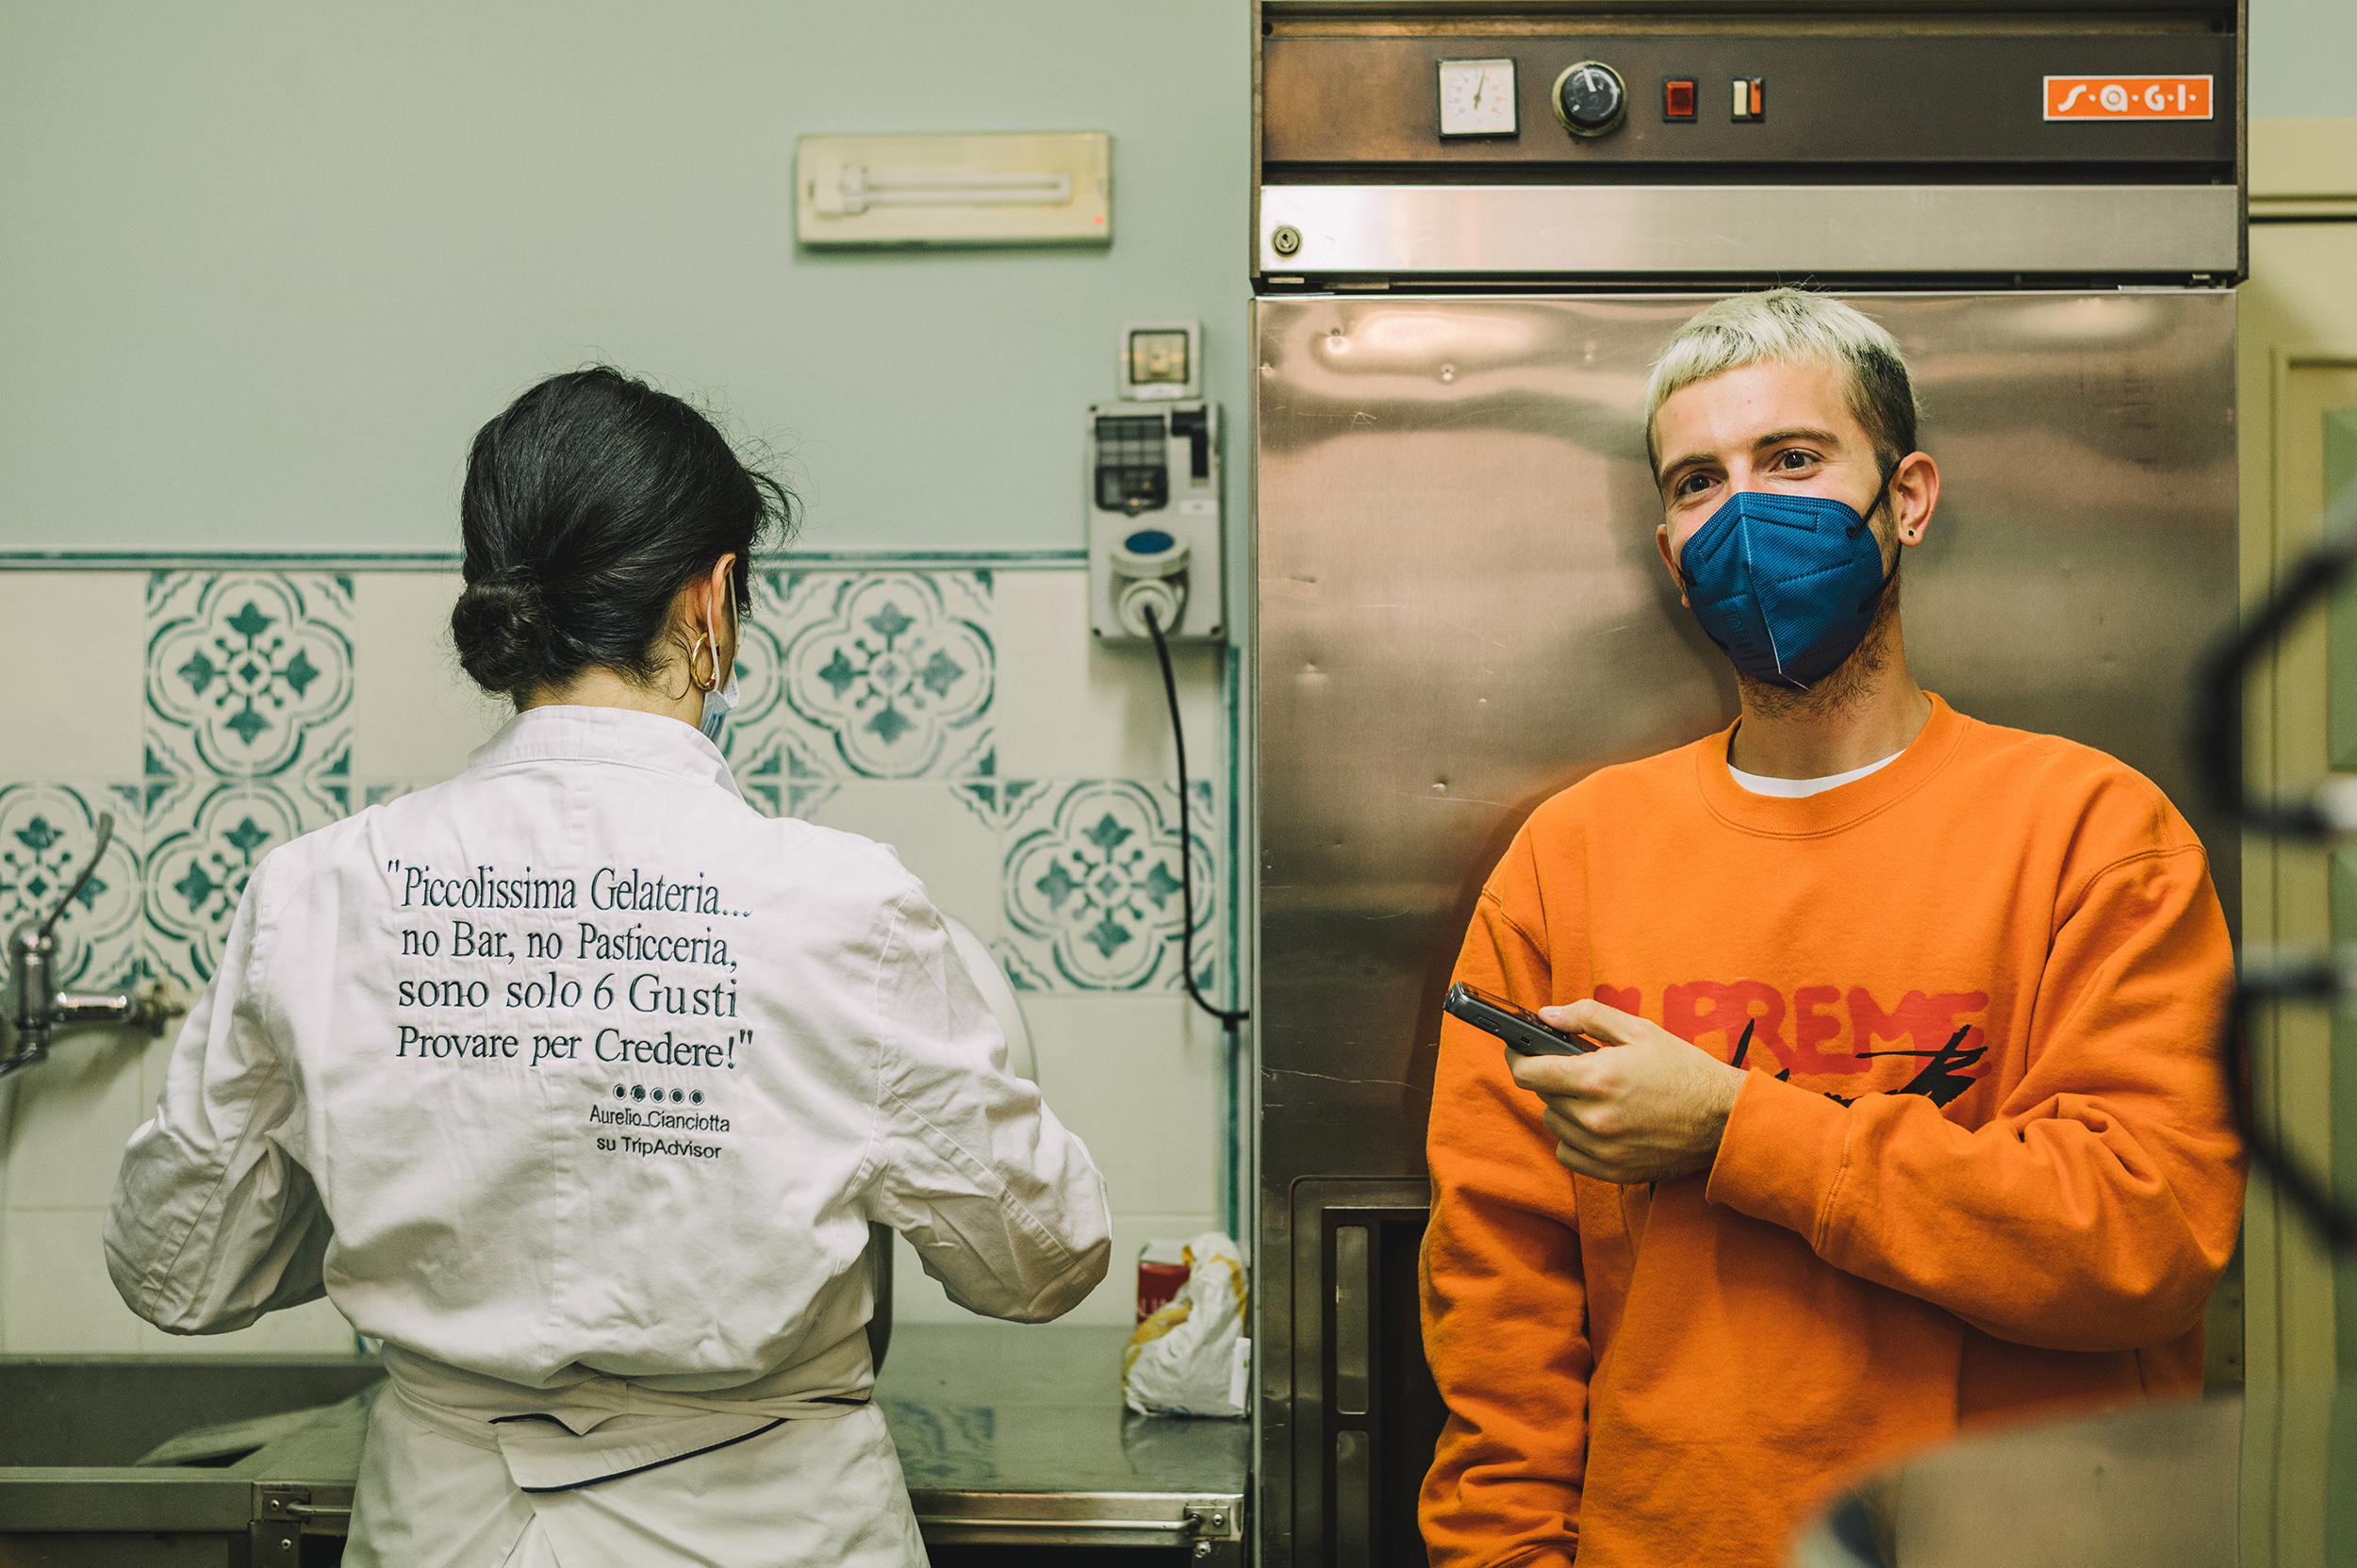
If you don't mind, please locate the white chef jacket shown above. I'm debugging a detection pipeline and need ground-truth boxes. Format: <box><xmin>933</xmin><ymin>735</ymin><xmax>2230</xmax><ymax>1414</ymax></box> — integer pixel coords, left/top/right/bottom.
<box><xmin>106</xmin><ymin>705</ymin><xmax>1112</xmax><ymax>1566</ymax></box>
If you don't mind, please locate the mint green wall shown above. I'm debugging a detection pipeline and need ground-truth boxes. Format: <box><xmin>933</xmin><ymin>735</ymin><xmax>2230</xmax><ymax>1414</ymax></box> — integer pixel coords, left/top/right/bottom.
<box><xmin>0</xmin><ymin>2</ymin><xmax>1249</xmax><ymax>553</ymax></box>
<box><xmin>2252</xmin><ymin>0</ymin><xmax>2357</xmax><ymax>119</ymax></box>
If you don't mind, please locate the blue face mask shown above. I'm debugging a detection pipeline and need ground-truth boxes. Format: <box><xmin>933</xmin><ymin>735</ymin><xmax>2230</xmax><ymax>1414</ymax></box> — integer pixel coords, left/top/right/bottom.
<box><xmin>698</xmin><ymin>670</ymin><xmax>740</xmax><ymax>744</ymax></box>
<box><xmin>697</xmin><ymin>597</ymin><xmax>740</xmax><ymax>745</ymax></box>
<box><xmin>1677</xmin><ymin>485</ymin><xmax>1893</xmax><ymax>689</ymax></box>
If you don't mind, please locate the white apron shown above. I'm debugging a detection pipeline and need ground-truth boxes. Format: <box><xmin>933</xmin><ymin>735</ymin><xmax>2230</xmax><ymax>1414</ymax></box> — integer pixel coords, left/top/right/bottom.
<box><xmin>346</xmin><ymin>1343</ymin><xmax>924</xmax><ymax>1568</ymax></box>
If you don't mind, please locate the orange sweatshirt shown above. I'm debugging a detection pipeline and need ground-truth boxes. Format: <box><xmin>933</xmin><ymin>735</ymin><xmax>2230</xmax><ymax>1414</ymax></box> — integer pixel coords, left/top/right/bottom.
<box><xmin>1419</xmin><ymin>696</ymin><xmax>2244</xmax><ymax>1568</ymax></box>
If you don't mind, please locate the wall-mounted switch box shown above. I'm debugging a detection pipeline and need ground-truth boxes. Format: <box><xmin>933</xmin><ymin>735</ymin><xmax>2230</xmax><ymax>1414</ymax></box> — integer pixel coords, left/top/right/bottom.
<box><xmin>796</xmin><ymin>132</ymin><xmax>1111</xmax><ymax>248</ymax></box>
<box><xmin>1119</xmin><ymin>318</ymin><xmax>1201</xmax><ymax>402</ymax></box>
<box><xmin>1088</xmin><ymin>399</ymin><xmax>1222</xmax><ymax>643</ymax></box>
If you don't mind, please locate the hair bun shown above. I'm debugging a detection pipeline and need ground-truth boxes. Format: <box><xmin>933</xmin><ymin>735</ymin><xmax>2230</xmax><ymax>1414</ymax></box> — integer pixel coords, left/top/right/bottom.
<box><xmin>452</xmin><ymin>564</ymin><xmax>557</xmax><ymax>697</ymax></box>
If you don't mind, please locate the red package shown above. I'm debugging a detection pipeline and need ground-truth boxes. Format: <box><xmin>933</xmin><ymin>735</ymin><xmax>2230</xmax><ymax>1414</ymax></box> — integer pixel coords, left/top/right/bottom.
<box><xmin>1136</xmin><ymin>1239</ymin><xmax>1190</xmax><ymax>1323</ymax></box>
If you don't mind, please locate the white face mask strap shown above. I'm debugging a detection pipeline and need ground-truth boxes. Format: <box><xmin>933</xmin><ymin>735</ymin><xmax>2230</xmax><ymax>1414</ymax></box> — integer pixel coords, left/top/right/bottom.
<box><xmin>700</xmin><ymin>566</ymin><xmax>738</xmax><ymax>692</ymax></box>
<box><xmin>707</xmin><ymin>567</ymin><xmax>723</xmax><ymax>667</ymax></box>
<box><xmin>697</xmin><ymin>566</ymin><xmax>743</xmax><ymax>744</ymax></box>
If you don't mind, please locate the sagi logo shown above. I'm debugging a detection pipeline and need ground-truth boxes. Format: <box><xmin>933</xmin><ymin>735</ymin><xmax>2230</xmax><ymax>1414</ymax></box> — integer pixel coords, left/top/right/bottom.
<box><xmin>2045</xmin><ymin>75</ymin><xmax>2215</xmax><ymax>121</ymax></box>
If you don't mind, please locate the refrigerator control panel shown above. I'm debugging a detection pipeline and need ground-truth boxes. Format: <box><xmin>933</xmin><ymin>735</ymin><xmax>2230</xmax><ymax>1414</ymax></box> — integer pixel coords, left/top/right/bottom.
<box><xmin>1265</xmin><ymin>32</ymin><xmax>2234</xmax><ymax>169</ymax></box>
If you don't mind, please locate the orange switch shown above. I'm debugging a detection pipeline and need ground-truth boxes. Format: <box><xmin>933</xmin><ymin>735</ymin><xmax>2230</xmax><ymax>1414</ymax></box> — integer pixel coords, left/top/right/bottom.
<box><xmin>1731</xmin><ymin>76</ymin><xmax>1765</xmax><ymax>123</ymax></box>
<box><xmin>1664</xmin><ymin>78</ymin><xmax>1696</xmax><ymax>121</ymax></box>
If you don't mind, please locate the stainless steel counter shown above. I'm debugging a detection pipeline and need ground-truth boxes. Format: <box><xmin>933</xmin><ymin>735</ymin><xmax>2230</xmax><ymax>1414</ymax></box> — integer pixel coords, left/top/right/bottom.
<box><xmin>0</xmin><ymin>1360</ymin><xmax>378</xmax><ymax>1565</ymax></box>
<box><xmin>0</xmin><ymin>1327</ymin><xmax>1246</xmax><ymax>1563</ymax></box>
<box><xmin>879</xmin><ymin>1324</ymin><xmax>1248</xmax><ymax>1560</ymax></box>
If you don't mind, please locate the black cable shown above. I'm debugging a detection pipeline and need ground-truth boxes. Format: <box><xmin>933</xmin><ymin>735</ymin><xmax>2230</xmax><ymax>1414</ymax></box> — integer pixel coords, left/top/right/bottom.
<box><xmin>2191</xmin><ymin>538</ymin><xmax>2351</xmax><ymax>839</ymax></box>
<box><xmin>1142</xmin><ymin>605</ymin><xmax>1248</xmax><ymax>1032</ymax></box>
<box><xmin>2219</xmin><ymin>993</ymin><xmax>2354</xmax><ymax>1249</ymax></box>
<box><xmin>2191</xmin><ymin>474</ymin><xmax>2357</xmax><ymax>1247</ymax></box>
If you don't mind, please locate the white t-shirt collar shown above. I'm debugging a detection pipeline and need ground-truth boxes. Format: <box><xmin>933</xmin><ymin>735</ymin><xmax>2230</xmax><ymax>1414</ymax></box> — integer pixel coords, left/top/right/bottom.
<box><xmin>1725</xmin><ymin>748</ymin><xmax>1904</xmax><ymax>799</ymax></box>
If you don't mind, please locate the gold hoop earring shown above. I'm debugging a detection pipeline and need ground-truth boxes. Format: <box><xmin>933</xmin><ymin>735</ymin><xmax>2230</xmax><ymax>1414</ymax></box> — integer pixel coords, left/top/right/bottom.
<box><xmin>687</xmin><ymin>633</ymin><xmax>718</xmax><ymax>693</ymax></box>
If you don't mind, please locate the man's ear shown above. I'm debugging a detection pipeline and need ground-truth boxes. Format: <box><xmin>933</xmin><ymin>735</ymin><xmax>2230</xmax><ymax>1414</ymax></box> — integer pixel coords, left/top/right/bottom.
<box><xmin>1656</xmin><ymin>523</ymin><xmax>1689</xmax><ymax>609</ymax></box>
<box><xmin>1889</xmin><ymin>453</ymin><xmax>1940</xmax><ymax>549</ymax></box>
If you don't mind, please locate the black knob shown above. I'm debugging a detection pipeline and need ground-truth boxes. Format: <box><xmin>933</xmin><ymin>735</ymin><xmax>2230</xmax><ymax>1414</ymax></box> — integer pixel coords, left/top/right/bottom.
<box><xmin>1552</xmin><ymin>60</ymin><xmax>1627</xmax><ymax>137</ymax></box>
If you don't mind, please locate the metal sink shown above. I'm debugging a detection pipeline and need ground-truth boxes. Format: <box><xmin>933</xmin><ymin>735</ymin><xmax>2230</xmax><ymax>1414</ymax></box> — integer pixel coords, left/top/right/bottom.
<box><xmin>0</xmin><ymin>1354</ymin><xmax>384</xmax><ymax>1566</ymax></box>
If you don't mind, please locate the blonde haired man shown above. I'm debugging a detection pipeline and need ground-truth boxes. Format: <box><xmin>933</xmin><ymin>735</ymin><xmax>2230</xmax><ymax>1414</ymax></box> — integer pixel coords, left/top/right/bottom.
<box><xmin>1418</xmin><ymin>289</ymin><xmax>2243</xmax><ymax>1568</ymax></box>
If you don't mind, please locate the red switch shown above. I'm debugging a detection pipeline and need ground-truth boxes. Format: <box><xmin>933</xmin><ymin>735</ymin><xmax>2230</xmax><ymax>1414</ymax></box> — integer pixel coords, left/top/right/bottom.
<box><xmin>1664</xmin><ymin>78</ymin><xmax>1696</xmax><ymax>121</ymax></box>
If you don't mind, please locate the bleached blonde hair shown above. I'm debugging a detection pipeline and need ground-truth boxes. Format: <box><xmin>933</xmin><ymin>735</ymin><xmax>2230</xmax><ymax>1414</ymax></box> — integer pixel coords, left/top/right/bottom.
<box><xmin>1643</xmin><ymin>289</ymin><xmax>1921</xmax><ymax>476</ymax></box>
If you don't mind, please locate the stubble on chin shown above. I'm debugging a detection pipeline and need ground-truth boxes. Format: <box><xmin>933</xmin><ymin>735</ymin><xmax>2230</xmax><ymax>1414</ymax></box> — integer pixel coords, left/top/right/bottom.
<box><xmin>1736</xmin><ymin>560</ymin><xmax>1904</xmax><ymax>722</ymax></box>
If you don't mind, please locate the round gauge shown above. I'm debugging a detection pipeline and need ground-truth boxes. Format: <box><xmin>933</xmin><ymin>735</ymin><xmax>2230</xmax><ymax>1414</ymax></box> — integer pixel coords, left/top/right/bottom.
<box><xmin>1552</xmin><ymin>60</ymin><xmax>1627</xmax><ymax>138</ymax></box>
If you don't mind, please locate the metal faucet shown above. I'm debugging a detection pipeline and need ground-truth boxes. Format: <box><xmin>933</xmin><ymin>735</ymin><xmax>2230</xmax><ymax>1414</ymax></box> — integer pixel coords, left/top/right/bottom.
<box><xmin>3</xmin><ymin>812</ymin><xmax>185</xmax><ymax>1079</ymax></box>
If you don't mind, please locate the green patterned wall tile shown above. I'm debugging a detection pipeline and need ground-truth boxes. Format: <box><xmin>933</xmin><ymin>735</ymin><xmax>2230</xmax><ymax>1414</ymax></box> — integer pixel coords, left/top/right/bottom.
<box><xmin>144</xmin><ymin>572</ymin><xmax>354</xmax><ymax>782</ymax></box>
<box><xmin>996</xmin><ymin>779</ymin><xmax>1217</xmax><ymax>994</ymax></box>
<box><xmin>140</xmin><ymin>781</ymin><xmax>308</xmax><ymax>987</ymax></box>
<box><xmin>763</xmin><ymin>570</ymin><xmax>994</xmax><ymax>780</ymax></box>
<box><xmin>0</xmin><ymin>783</ymin><xmax>143</xmax><ymax>991</ymax></box>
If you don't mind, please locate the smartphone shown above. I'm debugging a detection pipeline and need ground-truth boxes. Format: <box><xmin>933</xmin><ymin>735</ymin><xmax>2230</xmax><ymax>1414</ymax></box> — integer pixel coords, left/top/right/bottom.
<box><xmin>1443</xmin><ymin>982</ymin><xmax>1595</xmax><ymax>1057</ymax></box>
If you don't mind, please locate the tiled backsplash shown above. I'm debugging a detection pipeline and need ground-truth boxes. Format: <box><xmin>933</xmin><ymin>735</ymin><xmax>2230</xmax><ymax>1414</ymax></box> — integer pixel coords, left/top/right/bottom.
<box><xmin>0</xmin><ymin>564</ymin><xmax>1235</xmax><ymax>1350</ymax></box>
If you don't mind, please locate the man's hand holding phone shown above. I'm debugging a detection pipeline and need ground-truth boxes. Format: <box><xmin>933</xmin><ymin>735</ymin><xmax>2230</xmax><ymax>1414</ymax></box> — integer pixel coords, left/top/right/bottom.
<box><xmin>1468</xmin><ymin>993</ymin><xmax>1752</xmax><ymax>1186</ymax></box>
<box><xmin>1443</xmin><ymin>982</ymin><xmax>1597</xmax><ymax>1057</ymax></box>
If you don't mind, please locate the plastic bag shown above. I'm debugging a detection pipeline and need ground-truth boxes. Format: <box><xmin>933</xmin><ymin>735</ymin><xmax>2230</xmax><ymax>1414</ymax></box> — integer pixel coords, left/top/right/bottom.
<box><xmin>1122</xmin><ymin>1230</ymin><xmax>1249</xmax><ymax>1418</ymax></box>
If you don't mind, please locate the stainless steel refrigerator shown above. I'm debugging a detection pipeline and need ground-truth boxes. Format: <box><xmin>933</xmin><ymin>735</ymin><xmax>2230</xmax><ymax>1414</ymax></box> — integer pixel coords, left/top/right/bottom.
<box><xmin>1247</xmin><ymin>5</ymin><xmax>2246</xmax><ymax>1563</ymax></box>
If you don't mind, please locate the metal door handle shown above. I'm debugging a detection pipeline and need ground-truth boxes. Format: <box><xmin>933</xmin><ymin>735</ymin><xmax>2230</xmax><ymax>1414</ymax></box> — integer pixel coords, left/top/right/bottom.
<box><xmin>1335</xmin><ymin>1225</ymin><xmax>1370</xmax><ymax>1415</ymax></box>
<box><xmin>1334</xmin><ymin>1428</ymin><xmax>1373</xmax><ymax>1566</ymax></box>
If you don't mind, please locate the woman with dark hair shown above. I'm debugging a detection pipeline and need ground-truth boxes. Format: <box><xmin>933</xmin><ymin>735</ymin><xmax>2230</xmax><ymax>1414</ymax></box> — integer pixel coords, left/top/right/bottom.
<box><xmin>106</xmin><ymin>368</ymin><xmax>1111</xmax><ymax>1566</ymax></box>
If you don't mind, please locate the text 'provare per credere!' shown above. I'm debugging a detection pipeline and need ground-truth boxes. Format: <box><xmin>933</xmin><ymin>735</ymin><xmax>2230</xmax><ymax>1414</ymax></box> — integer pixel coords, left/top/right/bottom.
<box><xmin>394</xmin><ymin>1024</ymin><xmax>751</xmax><ymax>1068</ymax></box>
